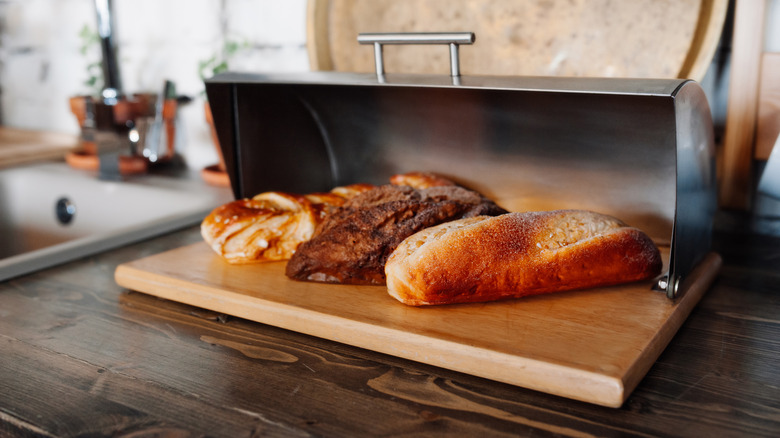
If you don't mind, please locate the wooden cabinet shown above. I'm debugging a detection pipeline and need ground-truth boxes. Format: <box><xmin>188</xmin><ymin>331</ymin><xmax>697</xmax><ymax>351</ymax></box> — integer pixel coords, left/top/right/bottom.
<box><xmin>718</xmin><ymin>0</ymin><xmax>780</xmax><ymax>209</ymax></box>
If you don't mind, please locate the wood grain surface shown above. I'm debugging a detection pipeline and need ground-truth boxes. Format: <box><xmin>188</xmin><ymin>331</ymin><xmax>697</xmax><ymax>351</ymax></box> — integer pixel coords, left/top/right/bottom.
<box><xmin>720</xmin><ymin>0</ymin><xmax>766</xmax><ymax>209</ymax></box>
<box><xmin>1</xmin><ymin>223</ymin><xmax>778</xmax><ymax>437</ymax></box>
<box><xmin>114</xmin><ymin>241</ymin><xmax>720</xmax><ymax>407</ymax></box>
<box><xmin>307</xmin><ymin>0</ymin><xmax>727</xmax><ymax>81</ymax></box>
<box><xmin>755</xmin><ymin>52</ymin><xmax>780</xmax><ymax>160</ymax></box>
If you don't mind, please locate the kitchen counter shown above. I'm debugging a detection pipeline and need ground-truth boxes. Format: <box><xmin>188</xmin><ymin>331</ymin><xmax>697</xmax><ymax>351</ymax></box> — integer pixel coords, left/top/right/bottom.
<box><xmin>1</xmin><ymin>217</ymin><xmax>779</xmax><ymax>437</ymax></box>
<box><xmin>0</xmin><ymin>127</ymin><xmax>78</xmax><ymax>169</ymax></box>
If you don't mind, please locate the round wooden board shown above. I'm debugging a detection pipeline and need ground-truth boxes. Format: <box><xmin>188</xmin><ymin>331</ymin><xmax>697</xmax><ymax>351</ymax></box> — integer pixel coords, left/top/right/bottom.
<box><xmin>308</xmin><ymin>0</ymin><xmax>727</xmax><ymax>81</ymax></box>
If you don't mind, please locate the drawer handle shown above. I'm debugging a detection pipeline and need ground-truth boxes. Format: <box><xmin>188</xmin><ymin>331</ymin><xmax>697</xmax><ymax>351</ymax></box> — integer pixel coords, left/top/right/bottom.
<box><xmin>357</xmin><ymin>32</ymin><xmax>475</xmax><ymax>80</ymax></box>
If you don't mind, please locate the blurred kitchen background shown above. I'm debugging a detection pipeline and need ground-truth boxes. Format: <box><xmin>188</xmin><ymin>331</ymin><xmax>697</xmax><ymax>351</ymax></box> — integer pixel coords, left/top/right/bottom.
<box><xmin>0</xmin><ymin>0</ymin><xmax>779</xmax><ymax>203</ymax></box>
<box><xmin>0</xmin><ymin>0</ymin><xmax>309</xmax><ymax>171</ymax></box>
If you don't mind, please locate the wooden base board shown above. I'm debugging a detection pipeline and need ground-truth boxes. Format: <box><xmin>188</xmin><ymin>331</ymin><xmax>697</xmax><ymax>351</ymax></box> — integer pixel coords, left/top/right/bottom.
<box><xmin>115</xmin><ymin>243</ymin><xmax>720</xmax><ymax>407</ymax></box>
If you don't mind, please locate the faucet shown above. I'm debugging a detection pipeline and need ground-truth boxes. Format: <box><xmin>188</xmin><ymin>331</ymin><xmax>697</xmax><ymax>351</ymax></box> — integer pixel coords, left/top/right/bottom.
<box><xmin>93</xmin><ymin>0</ymin><xmax>125</xmax><ymax>180</ymax></box>
<box><xmin>85</xmin><ymin>0</ymin><xmax>179</xmax><ymax>179</ymax></box>
<box><xmin>95</xmin><ymin>0</ymin><xmax>122</xmax><ymax>103</ymax></box>
<box><xmin>93</xmin><ymin>105</ymin><xmax>128</xmax><ymax>181</ymax></box>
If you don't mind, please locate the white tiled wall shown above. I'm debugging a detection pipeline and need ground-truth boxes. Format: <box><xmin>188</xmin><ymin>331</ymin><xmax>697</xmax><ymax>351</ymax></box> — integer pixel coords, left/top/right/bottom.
<box><xmin>0</xmin><ymin>0</ymin><xmax>309</xmax><ymax>168</ymax></box>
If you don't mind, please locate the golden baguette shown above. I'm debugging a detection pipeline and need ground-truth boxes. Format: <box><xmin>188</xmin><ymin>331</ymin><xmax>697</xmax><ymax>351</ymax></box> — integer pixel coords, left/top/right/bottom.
<box><xmin>385</xmin><ymin>210</ymin><xmax>663</xmax><ymax>306</ymax></box>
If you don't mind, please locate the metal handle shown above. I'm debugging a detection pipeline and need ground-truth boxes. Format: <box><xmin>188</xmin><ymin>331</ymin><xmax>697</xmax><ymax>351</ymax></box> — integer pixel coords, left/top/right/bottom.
<box><xmin>357</xmin><ymin>32</ymin><xmax>475</xmax><ymax>80</ymax></box>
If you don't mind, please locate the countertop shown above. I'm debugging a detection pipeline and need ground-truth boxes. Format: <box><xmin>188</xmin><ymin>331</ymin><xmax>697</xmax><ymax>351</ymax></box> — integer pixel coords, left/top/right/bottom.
<box><xmin>0</xmin><ymin>128</ymin><xmax>78</xmax><ymax>169</ymax></box>
<box><xmin>1</xmin><ymin>217</ymin><xmax>779</xmax><ymax>437</ymax></box>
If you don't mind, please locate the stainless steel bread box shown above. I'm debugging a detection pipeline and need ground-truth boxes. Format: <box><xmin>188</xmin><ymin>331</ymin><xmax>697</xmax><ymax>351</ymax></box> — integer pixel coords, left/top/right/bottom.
<box><xmin>205</xmin><ymin>65</ymin><xmax>716</xmax><ymax>300</ymax></box>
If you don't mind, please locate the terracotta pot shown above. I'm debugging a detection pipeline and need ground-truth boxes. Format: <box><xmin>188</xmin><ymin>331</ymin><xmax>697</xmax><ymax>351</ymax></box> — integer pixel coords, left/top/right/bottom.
<box><xmin>65</xmin><ymin>150</ymin><xmax>148</xmax><ymax>175</ymax></box>
<box><xmin>67</xmin><ymin>94</ymin><xmax>179</xmax><ymax>171</ymax></box>
<box><xmin>68</xmin><ymin>95</ymin><xmax>96</xmax><ymax>154</ymax></box>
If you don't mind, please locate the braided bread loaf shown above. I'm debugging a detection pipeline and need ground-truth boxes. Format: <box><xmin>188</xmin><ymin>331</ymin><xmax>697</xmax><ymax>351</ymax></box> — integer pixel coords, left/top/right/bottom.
<box><xmin>201</xmin><ymin>184</ymin><xmax>374</xmax><ymax>264</ymax></box>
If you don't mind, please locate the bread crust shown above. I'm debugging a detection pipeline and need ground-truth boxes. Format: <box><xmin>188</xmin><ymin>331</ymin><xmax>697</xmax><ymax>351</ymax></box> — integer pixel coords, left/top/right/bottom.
<box><xmin>389</xmin><ymin>172</ymin><xmax>455</xmax><ymax>189</ymax></box>
<box><xmin>200</xmin><ymin>185</ymin><xmax>373</xmax><ymax>263</ymax></box>
<box><xmin>200</xmin><ymin>171</ymin><xmax>461</xmax><ymax>265</ymax></box>
<box><xmin>385</xmin><ymin>210</ymin><xmax>663</xmax><ymax>306</ymax></box>
<box><xmin>285</xmin><ymin>184</ymin><xmax>508</xmax><ymax>285</ymax></box>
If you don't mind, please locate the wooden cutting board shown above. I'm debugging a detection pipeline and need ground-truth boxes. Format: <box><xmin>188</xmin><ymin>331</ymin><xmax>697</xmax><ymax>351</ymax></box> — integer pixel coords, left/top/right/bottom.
<box><xmin>308</xmin><ymin>0</ymin><xmax>728</xmax><ymax>82</ymax></box>
<box><xmin>115</xmin><ymin>242</ymin><xmax>720</xmax><ymax>407</ymax></box>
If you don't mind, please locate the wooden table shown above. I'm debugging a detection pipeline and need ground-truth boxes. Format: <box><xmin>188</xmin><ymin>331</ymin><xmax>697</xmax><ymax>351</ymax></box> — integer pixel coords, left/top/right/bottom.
<box><xmin>1</xmin><ymin>216</ymin><xmax>779</xmax><ymax>437</ymax></box>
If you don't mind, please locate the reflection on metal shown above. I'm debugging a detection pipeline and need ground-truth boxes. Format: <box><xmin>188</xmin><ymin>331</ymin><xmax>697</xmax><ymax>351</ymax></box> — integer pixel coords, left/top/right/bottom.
<box><xmin>94</xmin><ymin>0</ymin><xmax>123</xmax><ymax>100</ymax></box>
<box><xmin>206</xmin><ymin>71</ymin><xmax>716</xmax><ymax>300</ymax></box>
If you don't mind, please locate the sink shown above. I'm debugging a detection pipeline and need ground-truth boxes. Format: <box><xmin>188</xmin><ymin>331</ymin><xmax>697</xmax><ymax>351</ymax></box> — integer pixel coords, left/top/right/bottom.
<box><xmin>0</xmin><ymin>161</ymin><xmax>233</xmax><ymax>281</ymax></box>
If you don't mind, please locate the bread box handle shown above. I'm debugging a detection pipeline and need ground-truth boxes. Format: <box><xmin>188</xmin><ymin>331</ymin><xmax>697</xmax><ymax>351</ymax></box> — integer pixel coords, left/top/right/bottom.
<box><xmin>357</xmin><ymin>32</ymin><xmax>475</xmax><ymax>81</ymax></box>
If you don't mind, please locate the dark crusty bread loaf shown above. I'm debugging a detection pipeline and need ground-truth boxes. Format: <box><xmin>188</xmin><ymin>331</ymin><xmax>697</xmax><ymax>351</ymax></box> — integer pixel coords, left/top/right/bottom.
<box><xmin>385</xmin><ymin>210</ymin><xmax>663</xmax><ymax>306</ymax></box>
<box><xmin>285</xmin><ymin>184</ymin><xmax>507</xmax><ymax>285</ymax></box>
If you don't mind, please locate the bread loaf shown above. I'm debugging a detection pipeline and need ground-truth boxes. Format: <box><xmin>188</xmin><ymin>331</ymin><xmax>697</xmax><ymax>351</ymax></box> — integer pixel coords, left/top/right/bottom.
<box><xmin>201</xmin><ymin>184</ymin><xmax>374</xmax><ymax>263</ymax></box>
<box><xmin>385</xmin><ymin>210</ymin><xmax>663</xmax><ymax>306</ymax></box>
<box><xmin>201</xmin><ymin>170</ymin><xmax>456</xmax><ymax>265</ymax></box>
<box><xmin>389</xmin><ymin>172</ymin><xmax>455</xmax><ymax>189</ymax></box>
<box><xmin>285</xmin><ymin>184</ymin><xmax>508</xmax><ymax>285</ymax></box>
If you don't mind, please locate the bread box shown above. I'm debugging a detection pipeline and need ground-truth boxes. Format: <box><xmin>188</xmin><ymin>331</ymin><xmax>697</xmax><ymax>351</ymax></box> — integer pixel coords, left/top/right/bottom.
<box><xmin>204</xmin><ymin>66</ymin><xmax>716</xmax><ymax>300</ymax></box>
<box><xmin>116</xmin><ymin>62</ymin><xmax>721</xmax><ymax>408</ymax></box>
<box><xmin>114</xmin><ymin>31</ymin><xmax>723</xmax><ymax>407</ymax></box>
